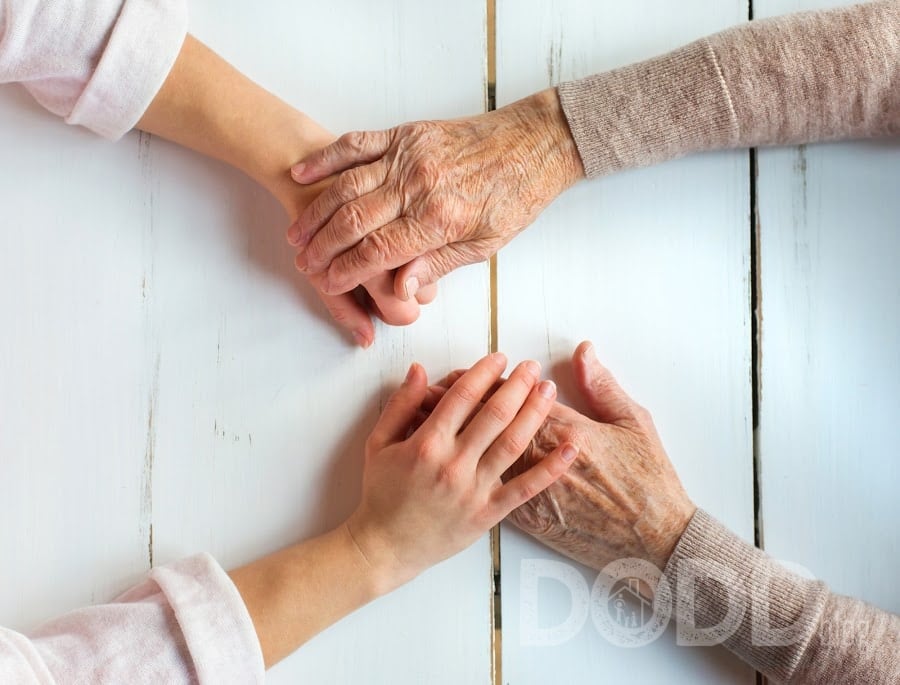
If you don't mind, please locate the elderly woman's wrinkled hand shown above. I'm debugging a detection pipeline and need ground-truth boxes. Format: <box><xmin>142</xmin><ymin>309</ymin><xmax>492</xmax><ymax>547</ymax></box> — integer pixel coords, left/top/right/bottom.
<box><xmin>269</xmin><ymin>136</ymin><xmax>438</xmax><ymax>348</ymax></box>
<box><xmin>287</xmin><ymin>89</ymin><xmax>584</xmax><ymax>300</ymax></box>
<box><xmin>506</xmin><ymin>342</ymin><xmax>697</xmax><ymax>573</ymax></box>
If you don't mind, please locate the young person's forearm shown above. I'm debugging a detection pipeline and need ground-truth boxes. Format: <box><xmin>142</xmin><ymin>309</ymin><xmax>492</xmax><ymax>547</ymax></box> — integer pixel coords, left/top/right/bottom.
<box><xmin>137</xmin><ymin>35</ymin><xmax>329</xmax><ymax>204</ymax></box>
<box><xmin>228</xmin><ymin>524</ymin><xmax>390</xmax><ymax>668</ymax></box>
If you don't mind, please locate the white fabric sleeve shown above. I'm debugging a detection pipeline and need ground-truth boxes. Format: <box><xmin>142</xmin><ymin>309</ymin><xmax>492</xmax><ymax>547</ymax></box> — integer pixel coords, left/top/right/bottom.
<box><xmin>0</xmin><ymin>0</ymin><xmax>188</xmax><ymax>139</ymax></box>
<box><xmin>0</xmin><ymin>554</ymin><xmax>265</xmax><ymax>684</ymax></box>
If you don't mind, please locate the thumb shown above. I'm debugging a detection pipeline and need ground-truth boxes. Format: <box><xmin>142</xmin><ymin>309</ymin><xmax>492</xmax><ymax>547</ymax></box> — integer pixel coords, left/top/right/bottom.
<box><xmin>572</xmin><ymin>341</ymin><xmax>638</xmax><ymax>425</ymax></box>
<box><xmin>291</xmin><ymin>129</ymin><xmax>393</xmax><ymax>185</ymax></box>
<box><xmin>393</xmin><ymin>244</ymin><xmax>478</xmax><ymax>301</ymax></box>
<box><xmin>368</xmin><ymin>363</ymin><xmax>429</xmax><ymax>450</ymax></box>
<box><xmin>362</xmin><ymin>273</ymin><xmax>421</xmax><ymax>327</ymax></box>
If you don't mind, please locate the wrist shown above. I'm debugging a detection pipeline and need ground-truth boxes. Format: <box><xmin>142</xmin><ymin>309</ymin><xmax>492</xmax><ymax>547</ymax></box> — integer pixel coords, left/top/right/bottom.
<box><xmin>239</xmin><ymin>106</ymin><xmax>334</xmax><ymax>214</ymax></box>
<box><xmin>137</xmin><ymin>35</ymin><xmax>333</xmax><ymax>212</ymax></box>
<box><xmin>343</xmin><ymin>514</ymin><xmax>419</xmax><ymax>597</ymax></box>
<box><xmin>506</xmin><ymin>88</ymin><xmax>585</xmax><ymax>193</ymax></box>
<box><xmin>655</xmin><ymin>499</ymin><xmax>698</xmax><ymax>571</ymax></box>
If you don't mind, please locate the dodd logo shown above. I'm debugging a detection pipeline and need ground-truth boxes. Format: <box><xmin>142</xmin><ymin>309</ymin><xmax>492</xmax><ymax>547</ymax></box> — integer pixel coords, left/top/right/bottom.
<box><xmin>519</xmin><ymin>556</ymin><xmax>815</xmax><ymax>648</ymax></box>
<box><xmin>519</xmin><ymin>557</ymin><xmax>671</xmax><ymax>648</ymax></box>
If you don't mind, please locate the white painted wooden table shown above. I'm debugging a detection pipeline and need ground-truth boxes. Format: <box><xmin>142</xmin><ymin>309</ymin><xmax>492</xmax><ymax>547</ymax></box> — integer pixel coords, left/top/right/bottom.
<box><xmin>1</xmin><ymin>1</ymin><xmax>896</xmax><ymax>683</ymax></box>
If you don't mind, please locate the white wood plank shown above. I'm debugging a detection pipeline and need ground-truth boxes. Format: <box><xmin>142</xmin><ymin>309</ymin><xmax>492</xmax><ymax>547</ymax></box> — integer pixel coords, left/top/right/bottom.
<box><xmin>756</xmin><ymin>0</ymin><xmax>900</xmax><ymax>614</ymax></box>
<box><xmin>0</xmin><ymin>2</ymin><xmax>491</xmax><ymax>683</ymax></box>
<box><xmin>496</xmin><ymin>1</ymin><xmax>755</xmax><ymax>682</ymax></box>
<box><xmin>148</xmin><ymin>2</ymin><xmax>492</xmax><ymax>684</ymax></box>
<box><xmin>0</xmin><ymin>88</ymin><xmax>154</xmax><ymax>625</ymax></box>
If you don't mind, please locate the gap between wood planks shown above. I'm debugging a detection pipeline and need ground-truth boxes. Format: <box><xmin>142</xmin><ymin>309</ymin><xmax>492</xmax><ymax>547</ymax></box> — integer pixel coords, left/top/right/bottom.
<box><xmin>486</xmin><ymin>1</ymin><xmax>501</xmax><ymax>684</ymax></box>
<box><xmin>488</xmin><ymin>4</ymin><xmax>766</xmax><ymax>684</ymax></box>
<box><xmin>747</xmin><ymin>4</ymin><xmax>766</xmax><ymax>685</ymax></box>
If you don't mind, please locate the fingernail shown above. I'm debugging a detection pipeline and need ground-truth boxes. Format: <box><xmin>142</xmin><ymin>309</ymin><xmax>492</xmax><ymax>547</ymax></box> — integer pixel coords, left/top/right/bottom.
<box><xmin>287</xmin><ymin>221</ymin><xmax>303</xmax><ymax>246</ymax></box>
<box><xmin>490</xmin><ymin>352</ymin><xmax>507</xmax><ymax>367</ymax></box>
<box><xmin>523</xmin><ymin>360</ymin><xmax>541</xmax><ymax>378</ymax></box>
<box><xmin>291</xmin><ymin>162</ymin><xmax>306</xmax><ymax>180</ymax></box>
<box><xmin>538</xmin><ymin>380</ymin><xmax>557</xmax><ymax>398</ymax></box>
<box><xmin>581</xmin><ymin>343</ymin><xmax>595</xmax><ymax>361</ymax></box>
<box><xmin>295</xmin><ymin>251</ymin><xmax>309</xmax><ymax>271</ymax></box>
<box><xmin>353</xmin><ymin>330</ymin><xmax>371</xmax><ymax>348</ymax></box>
<box><xmin>405</xmin><ymin>363</ymin><xmax>418</xmax><ymax>382</ymax></box>
<box><xmin>561</xmin><ymin>445</ymin><xmax>577</xmax><ymax>462</ymax></box>
<box><xmin>404</xmin><ymin>276</ymin><xmax>419</xmax><ymax>301</ymax></box>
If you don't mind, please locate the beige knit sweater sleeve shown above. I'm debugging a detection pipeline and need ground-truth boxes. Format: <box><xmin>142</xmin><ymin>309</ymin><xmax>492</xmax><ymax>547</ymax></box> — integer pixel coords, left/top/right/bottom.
<box><xmin>557</xmin><ymin>0</ymin><xmax>899</xmax><ymax>178</ymax></box>
<box><xmin>663</xmin><ymin>510</ymin><xmax>900</xmax><ymax>683</ymax></box>
<box><xmin>558</xmin><ymin>2</ymin><xmax>899</xmax><ymax>681</ymax></box>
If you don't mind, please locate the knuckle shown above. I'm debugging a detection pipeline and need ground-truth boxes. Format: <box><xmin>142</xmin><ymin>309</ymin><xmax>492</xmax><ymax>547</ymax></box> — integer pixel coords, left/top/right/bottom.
<box><xmin>416</xmin><ymin>433</ymin><xmax>444</xmax><ymax>462</ymax></box>
<box><xmin>410</xmin><ymin>157</ymin><xmax>441</xmax><ymax>190</ymax></box>
<box><xmin>420</xmin><ymin>200</ymin><xmax>447</xmax><ymax>228</ymax></box>
<box><xmin>631</xmin><ymin>403</ymin><xmax>653</xmax><ymax>425</ymax></box>
<box><xmin>499</xmin><ymin>430</ymin><xmax>529</xmax><ymax>458</ymax></box>
<box><xmin>516</xmin><ymin>481</ymin><xmax>537</xmax><ymax>503</ymax></box>
<box><xmin>341</xmin><ymin>130</ymin><xmax>368</xmax><ymax>154</ymax></box>
<box><xmin>451</xmin><ymin>381</ymin><xmax>481</xmax><ymax>405</ymax></box>
<box><xmin>485</xmin><ymin>399</ymin><xmax>514</xmax><ymax>425</ymax></box>
<box><xmin>336</xmin><ymin>168</ymin><xmax>365</xmax><ymax>200</ymax></box>
<box><xmin>364</xmin><ymin>433</ymin><xmax>380</xmax><ymax>455</ymax></box>
<box><xmin>325</xmin><ymin>303</ymin><xmax>352</xmax><ymax>325</ymax></box>
<box><xmin>306</xmin><ymin>239</ymin><xmax>327</xmax><ymax>266</ymax></box>
<box><xmin>355</xmin><ymin>233</ymin><xmax>387</xmax><ymax>268</ymax></box>
<box><xmin>336</xmin><ymin>201</ymin><xmax>368</xmax><ymax>238</ymax></box>
<box><xmin>436</xmin><ymin>461</ymin><xmax>463</xmax><ymax>487</ymax></box>
<box><xmin>397</xmin><ymin>120</ymin><xmax>428</xmax><ymax>140</ymax></box>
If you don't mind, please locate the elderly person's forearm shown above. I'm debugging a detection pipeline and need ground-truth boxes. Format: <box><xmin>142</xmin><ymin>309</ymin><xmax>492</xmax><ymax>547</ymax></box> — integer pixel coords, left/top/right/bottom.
<box><xmin>290</xmin><ymin>0</ymin><xmax>899</xmax><ymax>301</ymax></box>
<box><xmin>666</xmin><ymin>510</ymin><xmax>900</xmax><ymax>684</ymax></box>
<box><xmin>561</xmin><ymin>0</ymin><xmax>899</xmax><ymax>179</ymax></box>
<box><xmin>501</xmin><ymin>342</ymin><xmax>899</xmax><ymax>684</ymax></box>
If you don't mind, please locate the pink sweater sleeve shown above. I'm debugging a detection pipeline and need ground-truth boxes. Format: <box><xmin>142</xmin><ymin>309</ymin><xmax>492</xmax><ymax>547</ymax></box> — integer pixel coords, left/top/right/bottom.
<box><xmin>0</xmin><ymin>554</ymin><xmax>265</xmax><ymax>684</ymax></box>
<box><xmin>0</xmin><ymin>0</ymin><xmax>188</xmax><ymax>139</ymax></box>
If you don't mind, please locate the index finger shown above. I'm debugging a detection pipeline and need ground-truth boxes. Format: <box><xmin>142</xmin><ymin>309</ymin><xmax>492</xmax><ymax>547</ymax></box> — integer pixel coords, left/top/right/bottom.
<box><xmin>291</xmin><ymin>129</ymin><xmax>394</xmax><ymax>185</ymax></box>
<box><xmin>423</xmin><ymin>353</ymin><xmax>508</xmax><ymax>434</ymax></box>
<box><xmin>288</xmin><ymin>162</ymin><xmax>388</xmax><ymax>249</ymax></box>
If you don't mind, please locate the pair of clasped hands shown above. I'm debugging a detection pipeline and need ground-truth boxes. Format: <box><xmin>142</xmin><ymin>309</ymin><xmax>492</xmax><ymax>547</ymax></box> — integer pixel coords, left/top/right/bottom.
<box><xmin>278</xmin><ymin>117</ymin><xmax>696</xmax><ymax>599</ymax></box>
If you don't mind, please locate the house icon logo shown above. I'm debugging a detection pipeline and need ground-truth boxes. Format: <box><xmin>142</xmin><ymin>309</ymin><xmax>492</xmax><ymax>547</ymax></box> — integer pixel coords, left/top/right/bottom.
<box><xmin>590</xmin><ymin>558</ymin><xmax>672</xmax><ymax>647</ymax></box>
<box><xmin>608</xmin><ymin>577</ymin><xmax>653</xmax><ymax>628</ymax></box>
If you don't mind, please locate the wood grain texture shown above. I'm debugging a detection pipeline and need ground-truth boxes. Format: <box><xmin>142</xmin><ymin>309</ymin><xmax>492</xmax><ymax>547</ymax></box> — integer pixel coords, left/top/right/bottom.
<box><xmin>0</xmin><ymin>2</ymin><xmax>491</xmax><ymax>683</ymax></box>
<box><xmin>496</xmin><ymin>1</ymin><xmax>755</xmax><ymax>682</ymax></box>
<box><xmin>0</xmin><ymin>87</ymin><xmax>155</xmax><ymax>629</ymax></box>
<box><xmin>756</xmin><ymin>0</ymin><xmax>900</xmax><ymax>616</ymax></box>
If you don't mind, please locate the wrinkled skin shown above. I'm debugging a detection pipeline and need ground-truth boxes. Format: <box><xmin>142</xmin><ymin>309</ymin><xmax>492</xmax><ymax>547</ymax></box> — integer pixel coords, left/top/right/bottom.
<box><xmin>430</xmin><ymin>342</ymin><xmax>697</xmax><ymax>573</ymax></box>
<box><xmin>508</xmin><ymin>343</ymin><xmax>697</xmax><ymax>572</ymax></box>
<box><xmin>288</xmin><ymin>89</ymin><xmax>585</xmax><ymax>300</ymax></box>
<box><xmin>268</xmin><ymin>130</ymin><xmax>437</xmax><ymax>347</ymax></box>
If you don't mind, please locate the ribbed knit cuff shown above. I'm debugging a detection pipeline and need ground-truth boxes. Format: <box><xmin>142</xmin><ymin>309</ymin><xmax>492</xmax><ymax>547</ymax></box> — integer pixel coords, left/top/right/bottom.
<box><xmin>661</xmin><ymin>509</ymin><xmax>828</xmax><ymax>683</ymax></box>
<box><xmin>557</xmin><ymin>38</ymin><xmax>738</xmax><ymax>179</ymax></box>
<box><xmin>67</xmin><ymin>0</ymin><xmax>188</xmax><ymax>139</ymax></box>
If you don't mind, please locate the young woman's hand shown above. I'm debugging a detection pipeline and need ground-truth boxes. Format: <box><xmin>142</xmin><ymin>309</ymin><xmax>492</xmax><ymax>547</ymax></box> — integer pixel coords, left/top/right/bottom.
<box><xmin>426</xmin><ymin>343</ymin><xmax>696</xmax><ymax>575</ymax></box>
<box><xmin>346</xmin><ymin>352</ymin><xmax>576</xmax><ymax>592</ymax></box>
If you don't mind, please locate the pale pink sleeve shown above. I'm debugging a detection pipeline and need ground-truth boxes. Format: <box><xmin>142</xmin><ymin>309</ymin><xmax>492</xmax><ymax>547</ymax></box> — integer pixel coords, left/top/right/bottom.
<box><xmin>0</xmin><ymin>0</ymin><xmax>188</xmax><ymax>139</ymax></box>
<box><xmin>0</xmin><ymin>554</ymin><xmax>265</xmax><ymax>684</ymax></box>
